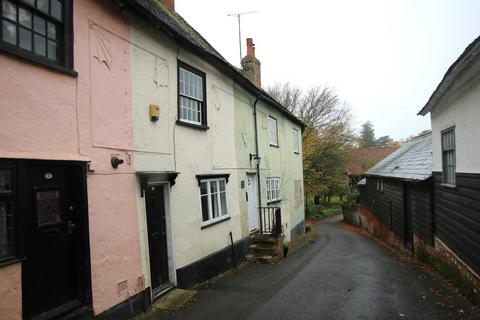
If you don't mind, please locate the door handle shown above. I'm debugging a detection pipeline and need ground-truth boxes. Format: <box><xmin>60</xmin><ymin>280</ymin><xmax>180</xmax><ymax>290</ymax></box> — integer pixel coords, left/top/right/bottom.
<box><xmin>67</xmin><ymin>221</ymin><xmax>76</xmax><ymax>235</ymax></box>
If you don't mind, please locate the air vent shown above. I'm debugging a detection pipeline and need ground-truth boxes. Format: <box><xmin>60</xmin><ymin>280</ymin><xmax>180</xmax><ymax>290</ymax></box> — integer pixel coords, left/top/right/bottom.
<box><xmin>117</xmin><ymin>280</ymin><xmax>128</xmax><ymax>296</ymax></box>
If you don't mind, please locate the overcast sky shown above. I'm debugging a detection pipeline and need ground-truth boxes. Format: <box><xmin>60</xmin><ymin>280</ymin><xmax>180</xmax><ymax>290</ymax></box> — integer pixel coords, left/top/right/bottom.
<box><xmin>176</xmin><ymin>0</ymin><xmax>480</xmax><ymax>140</ymax></box>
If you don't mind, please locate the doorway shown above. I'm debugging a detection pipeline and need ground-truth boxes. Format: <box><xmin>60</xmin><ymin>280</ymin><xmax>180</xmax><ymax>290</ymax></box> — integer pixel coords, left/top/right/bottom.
<box><xmin>246</xmin><ymin>173</ymin><xmax>259</xmax><ymax>231</ymax></box>
<box><xmin>145</xmin><ymin>184</ymin><xmax>170</xmax><ymax>296</ymax></box>
<box><xmin>13</xmin><ymin>160</ymin><xmax>92</xmax><ymax>320</ymax></box>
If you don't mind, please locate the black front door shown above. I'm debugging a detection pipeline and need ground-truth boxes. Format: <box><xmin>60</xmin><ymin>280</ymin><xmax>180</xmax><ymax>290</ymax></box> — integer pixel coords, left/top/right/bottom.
<box><xmin>145</xmin><ymin>185</ymin><xmax>170</xmax><ymax>293</ymax></box>
<box><xmin>21</xmin><ymin>162</ymin><xmax>90</xmax><ymax>319</ymax></box>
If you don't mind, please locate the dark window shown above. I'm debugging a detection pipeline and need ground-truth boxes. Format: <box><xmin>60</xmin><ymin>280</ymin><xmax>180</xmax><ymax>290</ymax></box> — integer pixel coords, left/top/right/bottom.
<box><xmin>442</xmin><ymin>127</ymin><xmax>456</xmax><ymax>185</ymax></box>
<box><xmin>0</xmin><ymin>167</ymin><xmax>15</xmax><ymax>262</ymax></box>
<box><xmin>0</xmin><ymin>0</ymin><xmax>73</xmax><ymax>70</ymax></box>
<box><xmin>177</xmin><ymin>61</ymin><xmax>207</xmax><ymax>129</ymax></box>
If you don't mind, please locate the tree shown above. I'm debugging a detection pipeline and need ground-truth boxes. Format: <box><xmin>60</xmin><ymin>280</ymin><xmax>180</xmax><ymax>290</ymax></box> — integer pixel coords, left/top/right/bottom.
<box><xmin>267</xmin><ymin>82</ymin><xmax>354</xmax><ymax>201</ymax></box>
<box><xmin>359</xmin><ymin>121</ymin><xmax>375</xmax><ymax>147</ymax></box>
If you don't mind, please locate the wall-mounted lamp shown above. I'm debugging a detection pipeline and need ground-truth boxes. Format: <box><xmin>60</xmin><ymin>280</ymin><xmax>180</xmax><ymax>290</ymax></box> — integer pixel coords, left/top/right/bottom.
<box><xmin>111</xmin><ymin>156</ymin><xmax>124</xmax><ymax>169</ymax></box>
<box><xmin>249</xmin><ymin>153</ymin><xmax>261</xmax><ymax>165</ymax></box>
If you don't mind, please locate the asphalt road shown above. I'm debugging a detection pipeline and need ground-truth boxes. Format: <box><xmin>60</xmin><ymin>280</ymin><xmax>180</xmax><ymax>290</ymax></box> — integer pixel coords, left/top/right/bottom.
<box><xmin>144</xmin><ymin>215</ymin><xmax>480</xmax><ymax>320</ymax></box>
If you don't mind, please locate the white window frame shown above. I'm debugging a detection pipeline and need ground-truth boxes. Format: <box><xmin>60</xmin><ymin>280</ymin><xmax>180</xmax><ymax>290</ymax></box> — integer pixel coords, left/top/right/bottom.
<box><xmin>441</xmin><ymin>127</ymin><xmax>456</xmax><ymax>186</ymax></box>
<box><xmin>199</xmin><ymin>178</ymin><xmax>229</xmax><ymax>227</ymax></box>
<box><xmin>293</xmin><ymin>128</ymin><xmax>300</xmax><ymax>154</ymax></box>
<box><xmin>376</xmin><ymin>178</ymin><xmax>384</xmax><ymax>192</ymax></box>
<box><xmin>266</xmin><ymin>177</ymin><xmax>280</xmax><ymax>203</ymax></box>
<box><xmin>178</xmin><ymin>62</ymin><xmax>206</xmax><ymax>126</ymax></box>
<box><xmin>268</xmin><ymin>116</ymin><xmax>279</xmax><ymax>147</ymax></box>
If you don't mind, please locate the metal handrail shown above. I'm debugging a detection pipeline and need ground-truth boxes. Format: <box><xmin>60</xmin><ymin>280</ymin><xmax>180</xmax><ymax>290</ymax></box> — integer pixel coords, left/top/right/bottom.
<box><xmin>258</xmin><ymin>207</ymin><xmax>281</xmax><ymax>235</ymax></box>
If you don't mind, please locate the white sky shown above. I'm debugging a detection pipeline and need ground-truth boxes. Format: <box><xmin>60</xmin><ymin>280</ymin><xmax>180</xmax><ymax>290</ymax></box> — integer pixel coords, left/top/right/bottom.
<box><xmin>176</xmin><ymin>0</ymin><xmax>480</xmax><ymax>140</ymax></box>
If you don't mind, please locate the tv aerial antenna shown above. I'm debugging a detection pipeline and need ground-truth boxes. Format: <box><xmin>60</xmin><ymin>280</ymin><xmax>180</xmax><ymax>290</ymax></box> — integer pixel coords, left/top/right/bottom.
<box><xmin>227</xmin><ymin>11</ymin><xmax>258</xmax><ymax>63</ymax></box>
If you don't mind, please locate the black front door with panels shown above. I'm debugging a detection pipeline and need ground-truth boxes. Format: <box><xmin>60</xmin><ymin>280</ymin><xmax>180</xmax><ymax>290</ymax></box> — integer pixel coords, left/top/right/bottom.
<box><xmin>145</xmin><ymin>185</ymin><xmax>170</xmax><ymax>293</ymax></box>
<box><xmin>0</xmin><ymin>159</ymin><xmax>91</xmax><ymax>320</ymax></box>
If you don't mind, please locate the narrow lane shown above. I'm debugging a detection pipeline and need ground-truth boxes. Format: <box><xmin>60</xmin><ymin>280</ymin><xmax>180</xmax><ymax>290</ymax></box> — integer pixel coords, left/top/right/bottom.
<box><xmin>145</xmin><ymin>215</ymin><xmax>479</xmax><ymax>320</ymax></box>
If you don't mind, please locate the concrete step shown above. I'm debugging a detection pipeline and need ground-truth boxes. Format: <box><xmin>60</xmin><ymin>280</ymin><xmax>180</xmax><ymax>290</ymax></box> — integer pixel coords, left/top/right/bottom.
<box><xmin>249</xmin><ymin>244</ymin><xmax>276</xmax><ymax>255</ymax></box>
<box><xmin>251</xmin><ymin>236</ymin><xmax>277</xmax><ymax>245</ymax></box>
<box><xmin>246</xmin><ymin>253</ymin><xmax>274</xmax><ymax>264</ymax></box>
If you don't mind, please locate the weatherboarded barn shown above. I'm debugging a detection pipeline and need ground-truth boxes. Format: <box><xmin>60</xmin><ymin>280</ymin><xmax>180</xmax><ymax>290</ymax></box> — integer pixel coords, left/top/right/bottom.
<box><xmin>358</xmin><ymin>133</ymin><xmax>433</xmax><ymax>250</ymax></box>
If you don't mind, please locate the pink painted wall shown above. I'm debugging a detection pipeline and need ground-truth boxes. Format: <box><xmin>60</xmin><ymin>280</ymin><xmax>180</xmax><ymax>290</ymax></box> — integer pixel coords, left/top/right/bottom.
<box><xmin>0</xmin><ymin>0</ymin><xmax>143</xmax><ymax>317</ymax></box>
<box><xmin>0</xmin><ymin>263</ymin><xmax>21</xmax><ymax>320</ymax></box>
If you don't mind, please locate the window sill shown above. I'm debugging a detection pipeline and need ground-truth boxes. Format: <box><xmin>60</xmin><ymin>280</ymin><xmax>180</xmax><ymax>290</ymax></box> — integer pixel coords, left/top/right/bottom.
<box><xmin>0</xmin><ymin>45</ymin><xmax>77</xmax><ymax>77</ymax></box>
<box><xmin>201</xmin><ymin>216</ymin><xmax>231</xmax><ymax>229</ymax></box>
<box><xmin>440</xmin><ymin>183</ymin><xmax>457</xmax><ymax>190</ymax></box>
<box><xmin>269</xmin><ymin>144</ymin><xmax>279</xmax><ymax>148</ymax></box>
<box><xmin>0</xmin><ymin>256</ymin><xmax>25</xmax><ymax>268</ymax></box>
<box><xmin>176</xmin><ymin>120</ymin><xmax>209</xmax><ymax>131</ymax></box>
<box><xmin>267</xmin><ymin>199</ymin><xmax>282</xmax><ymax>205</ymax></box>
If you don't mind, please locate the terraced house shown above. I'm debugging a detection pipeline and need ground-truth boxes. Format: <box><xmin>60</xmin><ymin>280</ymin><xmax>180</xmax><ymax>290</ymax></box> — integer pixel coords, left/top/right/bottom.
<box><xmin>0</xmin><ymin>0</ymin><xmax>305</xmax><ymax>319</ymax></box>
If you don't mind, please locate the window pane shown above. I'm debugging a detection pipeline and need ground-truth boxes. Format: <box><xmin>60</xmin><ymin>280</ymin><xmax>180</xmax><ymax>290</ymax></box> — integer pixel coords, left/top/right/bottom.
<box><xmin>23</xmin><ymin>0</ymin><xmax>35</xmax><ymax>5</ymax></box>
<box><xmin>19</xmin><ymin>27</ymin><xmax>32</xmax><ymax>50</ymax></box>
<box><xmin>210</xmin><ymin>180</ymin><xmax>217</xmax><ymax>193</ymax></box>
<box><xmin>2</xmin><ymin>19</ymin><xmax>16</xmax><ymax>45</ymax></box>
<box><xmin>0</xmin><ymin>201</ymin><xmax>14</xmax><ymax>259</ymax></box>
<box><xmin>19</xmin><ymin>8</ymin><xmax>31</xmax><ymax>28</ymax></box>
<box><xmin>0</xmin><ymin>170</ymin><xmax>11</xmax><ymax>193</ymax></box>
<box><xmin>201</xmin><ymin>195</ymin><xmax>209</xmax><ymax>222</ymax></box>
<box><xmin>219</xmin><ymin>180</ymin><xmax>225</xmax><ymax>192</ymax></box>
<box><xmin>2</xmin><ymin>1</ymin><xmax>16</xmax><ymax>21</ymax></box>
<box><xmin>50</xmin><ymin>0</ymin><xmax>62</xmax><ymax>20</ymax></box>
<box><xmin>37</xmin><ymin>0</ymin><xmax>48</xmax><ymax>13</ymax></box>
<box><xmin>220</xmin><ymin>192</ymin><xmax>227</xmax><ymax>215</ymax></box>
<box><xmin>47</xmin><ymin>22</ymin><xmax>56</xmax><ymax>39</ymax></box>
<box><xmin>47</xmin><ymin>39</ymin><xmax>56</xmax><ymax>60</ymax></box>
<box><xmin>34</xmin><ymin>34</ymin><xmax>45</xmax><ymax>56</ymax></box>
<box><xmin>33</xmin><ymin>15</ymin><xmax>45</xmax><ymax>35</ymax></box>
<box><xmin>211</xmin><ymin>193</ymin><xmax>219</xmax><ymax>218</ymax></box>
<box><xmin>200</xmin><ymin>181</ymin><xmax>208</xmax><ymax>195</ymax></box>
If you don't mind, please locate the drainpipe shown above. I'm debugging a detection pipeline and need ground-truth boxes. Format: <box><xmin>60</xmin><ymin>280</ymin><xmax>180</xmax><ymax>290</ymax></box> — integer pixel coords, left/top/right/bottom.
<box><xmin>253</xmin><ymin>96</ymin><xmax>263</xmax><ymax>232</ymax></box>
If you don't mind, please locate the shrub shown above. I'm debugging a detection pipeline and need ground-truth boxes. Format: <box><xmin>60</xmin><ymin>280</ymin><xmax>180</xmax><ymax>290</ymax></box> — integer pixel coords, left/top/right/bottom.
<box><xmin>344</xmin><ymin>188</ymin><xmax>360</xmax><ymax>205</ymax></box>
<box><xmin>305</xmin><ymin>202</ymin><xmax>325</xmax><ymax>219</ymax></box>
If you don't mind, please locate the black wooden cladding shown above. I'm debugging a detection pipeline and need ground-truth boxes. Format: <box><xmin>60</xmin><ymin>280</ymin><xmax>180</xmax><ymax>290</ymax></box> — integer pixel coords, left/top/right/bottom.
<box><xmin>360</xmin><ymin>177</ymin><xmax>405</xmax><ymax>240</ymax></box>
<box><xmin>359</xmin><ymin>177</ymin><xmax>433</xmax><ymax>244</ymax></box>
<box><xmin>433</xmin><ymin>172</ymin><xmax>480</xmax><ymax>275</ymax></box>
<box><xmin>409</xmin><ymin>181</ymin><xmax>434</xmax><ymax>245</ymax></box>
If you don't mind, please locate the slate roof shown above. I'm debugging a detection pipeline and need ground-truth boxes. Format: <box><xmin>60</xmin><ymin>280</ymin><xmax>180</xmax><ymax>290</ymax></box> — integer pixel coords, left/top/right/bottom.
<box><xmin>418</xmin><ymin>35</ymin><xmax>480</xmax><ymax>115</ymax></box>
<box><xmin>365</xmin><ymin>133</ymin><xmax>432</xmax><ymax>181</ymax></box>
<box><xmin>347</xmin><ymin>146</ymin><xmax>399</xmax><ymax>176</ymax></box>
<box><xmin>123</xmin><ymin>0</ymin><xmax>305</xmax><ymax>128</ymax></box>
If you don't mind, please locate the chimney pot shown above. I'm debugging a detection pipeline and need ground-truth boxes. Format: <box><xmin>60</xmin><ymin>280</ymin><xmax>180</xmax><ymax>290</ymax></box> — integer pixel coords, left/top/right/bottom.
<box><xmin>241</xmin><ymin>38</ymin><xmax>261</xmax><ymax>88</ymax></box>
<box><xmin>246</xmin><ymin>38</ymin><xmax>254</xmax><ymax>56</ymax></box>
<box><xmin>164</xmin><ymin>0</ymin><xmax>174</xmax><ymax>11</ymax></box>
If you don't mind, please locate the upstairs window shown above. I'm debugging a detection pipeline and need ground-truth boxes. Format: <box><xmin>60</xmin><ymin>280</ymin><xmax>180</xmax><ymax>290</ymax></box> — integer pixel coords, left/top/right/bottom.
<box><xmin>268</xmin><ymin>116</ymin><xmax>278</xmax><ymax>147</ymax></box>
<box><xmin>293</xmin><ymin>128</ymin><xmax>300</xmax><ymax>154</ymax></box>
<box><xmin>178</xmin><ymin>61</ymin><xmax>207</xmax><ymax>128</ymax></box>
<box><xmin>442</xmin><ymin>127</ymin><xmax>456</xmax><ymax>185</ymax></box>
<box><xmin>266</xmin><ymin>177</ymin><xmax>280</xmax><ymax>202</ymax></box>
<box><xmin>0</xmin><ymin>0</ymin><xmax>73</xmax><ymax>70</ymax></box>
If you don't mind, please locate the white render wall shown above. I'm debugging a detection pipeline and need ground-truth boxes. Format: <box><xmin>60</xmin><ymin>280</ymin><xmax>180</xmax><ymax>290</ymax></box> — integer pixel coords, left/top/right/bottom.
<box><xmin>430</xmin><ymin>80</ymin><xmax>480</xmax><ymax>174</ymax></box>
<box><xmin>130</xmin><ymin>20</ymin><xmax>244</xmax><ymax>289</ymax></box>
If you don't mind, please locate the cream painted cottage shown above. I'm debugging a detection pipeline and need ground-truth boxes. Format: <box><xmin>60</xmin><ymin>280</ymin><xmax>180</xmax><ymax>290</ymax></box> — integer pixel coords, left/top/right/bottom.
<box><xmin>0</xmin><ymin>0</ymin><xmax>305</xmax><ymax>319</ymax></box>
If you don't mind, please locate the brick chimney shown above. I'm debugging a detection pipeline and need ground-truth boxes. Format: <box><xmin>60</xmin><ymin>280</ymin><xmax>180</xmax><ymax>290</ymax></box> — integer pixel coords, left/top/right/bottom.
<box><xmin>163</xmin><ymin>0</ymin><xmax>174</xmax><ymax>11</ymax></box>
<box><xmin>241</xmin><ymin>38</ymin><xmax>261</xmax><ymax>87</ymax></box>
